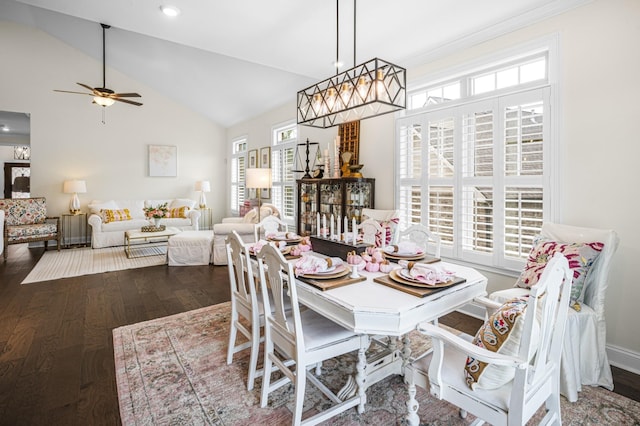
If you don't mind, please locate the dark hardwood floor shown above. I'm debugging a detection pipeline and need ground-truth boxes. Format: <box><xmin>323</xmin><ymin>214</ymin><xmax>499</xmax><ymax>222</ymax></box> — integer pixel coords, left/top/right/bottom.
<box><xmin>0</xmin><ymin>244</ymin><xmax>638</xmax><ymax>425</ymax></box>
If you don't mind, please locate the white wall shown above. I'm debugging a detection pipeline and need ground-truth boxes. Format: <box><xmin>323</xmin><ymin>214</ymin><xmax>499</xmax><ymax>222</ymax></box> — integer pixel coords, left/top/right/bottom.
<box><xmin>0</xmin><ymin>21</ymin><xmax>227</xmax><ymax>221</ymax></box>
<box><xmin>228</xmin><ymin>0</ymin><xmax>640</xmax><ymax>365</ymax></box>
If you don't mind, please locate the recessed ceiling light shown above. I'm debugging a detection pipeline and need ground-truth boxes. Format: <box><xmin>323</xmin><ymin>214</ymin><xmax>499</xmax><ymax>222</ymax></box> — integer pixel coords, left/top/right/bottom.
<box><xmin>160</xmin><ymin>5</ymin><xmax>181</xmax><ymax>17</ymax></box>
<box><xmin>0</xmin><ymin>125</ymin><xmax>9</xmax><ymax>132</ymax></box>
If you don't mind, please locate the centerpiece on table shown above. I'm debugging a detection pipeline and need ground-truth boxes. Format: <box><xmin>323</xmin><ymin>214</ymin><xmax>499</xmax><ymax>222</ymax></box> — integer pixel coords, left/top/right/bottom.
<box><xmin>143</xmin><ymin>202</ymin><xmax>168</xmax><ymax>231</ymax></box>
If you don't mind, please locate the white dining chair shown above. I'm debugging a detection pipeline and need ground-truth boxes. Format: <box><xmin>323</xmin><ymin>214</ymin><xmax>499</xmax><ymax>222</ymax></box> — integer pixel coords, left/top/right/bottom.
<box><xmin>256</xmin><ymin>243</ymin><xmax>370</xmax><ymax>425</ymax></box>
<box><xmin>224</xmin><ymin>230</ymin><xmax>266</xmax><ymax>390</ymax></box>
<box><xmin>398</xmin><ymin>224</ymin><xmax>441</xmax><ymax>258</ymax></box>
<box><xmin>405</xmin><ymin>252</ymin><xmax>573</xmax><ymax>426</ymax></box>
<box><xmin>361</xmin><ymin>208</ymin><xmax>400</xmax><ymax>245</ymax></box>
<box><xmin>489</xmin><ymin>222</ymin><xmax>619</xmax><ymax>402</ymax></box>
<box><xmin>254</xmin><ymin>214</ymin><xmax>288</xmax><ymax>242</ymax></box>
<box><xmin>359</xmin><ymin>218</ymin><xmax>385</xmax><ymax>247</ymax></box>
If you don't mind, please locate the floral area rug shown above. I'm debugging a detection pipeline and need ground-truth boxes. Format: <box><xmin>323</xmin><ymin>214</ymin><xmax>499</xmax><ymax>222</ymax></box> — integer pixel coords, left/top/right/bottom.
<box><xmin>113</xmin><ymin>302</ymin><xmax>640</xmax><ymax>425</ymax></box>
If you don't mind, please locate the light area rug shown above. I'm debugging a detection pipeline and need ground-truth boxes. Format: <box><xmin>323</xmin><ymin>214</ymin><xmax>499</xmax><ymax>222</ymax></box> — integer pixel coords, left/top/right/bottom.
<box><xmin>113</xmin><ymin>302</ymin><xmax>640</xmax><ymax>425</ymax></box>
<box><xmin>22</xmin><ymin>246</ymin><xmax>166</xmax><ymax>284</ymax></box>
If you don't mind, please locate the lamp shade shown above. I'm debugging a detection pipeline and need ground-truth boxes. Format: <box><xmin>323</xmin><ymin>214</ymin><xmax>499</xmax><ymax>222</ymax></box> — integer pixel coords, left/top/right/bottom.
<box><xmin>195</xmin><ymin>180</ymin><xmax>211</xmax><ymax>192</ymax></box>
<box><xmin>93</xmin><ymin>96</ymin><xmax>115</xmax><ymax>107</ymax></box>
<box><xmin>246</xmin><ymin>168</ymin><xmax>272</xmax><ymax>189</ymax></box>
<box><xmin>63</xmin><ymin>180</ymin><xmax>87</xmax><ymax>194</ymax></box>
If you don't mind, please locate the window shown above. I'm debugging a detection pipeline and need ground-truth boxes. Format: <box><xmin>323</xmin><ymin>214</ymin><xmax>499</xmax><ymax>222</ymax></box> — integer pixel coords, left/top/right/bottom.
<box><xmin>270</xmin><ymin>122</ymin><xmax>297</xmax><ymax>228</ymax></box>
<box><xmin>397</xmin><ymin>48</ymin><xmax>555</xmax><ymax>272</ymax></box>
<box><xmin>230</xmin><ymin>137</ymin><xmax>247</xmax><ymax>213</ymax></box>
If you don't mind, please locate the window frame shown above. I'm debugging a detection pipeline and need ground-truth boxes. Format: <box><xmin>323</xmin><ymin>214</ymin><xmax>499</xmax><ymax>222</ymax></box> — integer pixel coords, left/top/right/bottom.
<box><xmin>270</xmin><ymin>121</ymin><xmax>298</xmax><ymax>229</ymax></box>
<box><xmin>229</xmin><ymin>136</ymin><xmax>248</xmax><ymax>215</ymax></box>
<box><xmin>395</xmin><ymin>37</ymin><xmax>559</xmax><ymax>273</ymax></box>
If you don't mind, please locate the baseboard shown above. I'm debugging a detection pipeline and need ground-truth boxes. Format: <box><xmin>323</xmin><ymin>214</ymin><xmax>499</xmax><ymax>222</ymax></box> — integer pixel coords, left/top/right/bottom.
<box><xmin>607</xmin><ymin>344</ymin><xmax>640</xmax><ymax>375</ymax></box>
<box><xmin>457</xmin><ymin>303</ymin><xmax>640</xmax><ymax>376</ymax></box>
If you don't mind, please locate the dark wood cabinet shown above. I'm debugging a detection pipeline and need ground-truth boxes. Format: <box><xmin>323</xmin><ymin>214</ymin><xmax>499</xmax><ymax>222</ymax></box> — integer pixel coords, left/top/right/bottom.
<box><xmin>296</xmin><ymin>178</ymin><xmax>375</xmax><ymax>236</ymax></box>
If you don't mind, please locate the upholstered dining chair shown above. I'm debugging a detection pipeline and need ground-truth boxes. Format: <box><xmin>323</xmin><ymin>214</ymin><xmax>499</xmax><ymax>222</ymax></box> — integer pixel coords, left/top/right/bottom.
<box><xmin>405</xmin><ymin>253</ymin><xmax>572</xmax><ymax>426</ymax></box>
<box><xmin>359</xmin><ymin>218</ymin><xmax>385</xmax><ymax>247</ymax></box>
<box><xmin>489</xmin><ymin>222</ymin><xmax>619</xmax><ymax>402</ymax></box>
<box><xmin>224</xmin><ymin>230</ymin><xmax>266</xmax><ymax>391</ymax></box>
<box><xmin>398</xmin><ymin>224</ymin><xmax>441</xmax><ymax>258</ymax></box>
<box><xmin>361</xmin><ymin>208</ymin><xmax>400</xmax><ymax>245</ymax></box>
<box><xmin>256</xmin><ymin>243</ymin><xmax>370</xmax><ymax>425</ymax></box>
<box><xmin>253</xmin><ymin>214</ymin><xmax>288</xmax><ymax>242</ymax></box>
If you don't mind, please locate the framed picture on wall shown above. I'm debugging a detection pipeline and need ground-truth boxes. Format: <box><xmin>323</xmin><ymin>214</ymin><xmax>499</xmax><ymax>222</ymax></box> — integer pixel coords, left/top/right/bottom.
<box><xmin>248</xmin><ymin>149</ymin><xmax>258</xmax><ymax>169</ymax></box>
<box><xmin>148</xmin><ymin>144</ymin><xmax>177</xmax><ymax>177</ymax></box>
<box><xmin>260</xmin><ymin>146</ymin><xmax>271</xmax><ymax>199</ymax></box>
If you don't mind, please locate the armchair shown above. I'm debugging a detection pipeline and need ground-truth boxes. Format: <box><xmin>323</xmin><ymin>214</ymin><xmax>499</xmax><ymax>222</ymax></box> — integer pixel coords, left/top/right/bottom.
<box><xmin>489</xmin><ymin>222</ymin><xmax>619</xmax><ymax>402</ymax></box>
<box><xmin>0</xmin><ymin>197</ymin><xmax>60</xmax><ymax>260</ymax></box>
<box><xmin>405</xmin><ymin>253</ymin><xmax>572</xmax><ymax>426</ymax></box>
<box><xmin>212</xmin><ymin>203</ymin><xmax>280</xmax><ymax>265</ymax></box>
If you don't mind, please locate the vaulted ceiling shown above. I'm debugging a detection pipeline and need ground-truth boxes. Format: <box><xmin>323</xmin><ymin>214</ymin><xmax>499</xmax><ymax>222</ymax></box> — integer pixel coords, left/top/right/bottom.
<box><xmin>2</xmin><ymin>0</ymin><xmax>588</xmax><ymax>127</ymax></box>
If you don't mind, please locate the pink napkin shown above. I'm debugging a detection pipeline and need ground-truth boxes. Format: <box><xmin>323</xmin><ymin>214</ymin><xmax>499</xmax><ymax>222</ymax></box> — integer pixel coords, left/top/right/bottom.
<box><xmin>267</xmin><ymin>231</ymin><xmax>299</xmax><ymax>240</ymax></box>
<box><xmin>294</xmin><ymin>255</ymin><xmax>343</xmax><ymax>276</ymax></box>
<box><xmin>383</xmin><ymin>241</ymin><xmax>423</xmax><ymax>255</ymax></box>
<box><xmin>249</xmin><ymin>239</ymin><xmax>285</xmax><ymax>254</ymax></box>
<box><xmin>398</xmin><ymin>260</ymin><xmax>454</xmax><ymax>284</ymax></box>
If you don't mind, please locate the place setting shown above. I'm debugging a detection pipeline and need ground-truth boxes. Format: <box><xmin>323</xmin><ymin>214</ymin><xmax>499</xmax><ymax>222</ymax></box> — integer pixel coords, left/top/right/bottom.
<box><xmin>266</xmin><ymin>231</ymin><xmax>303</xmax><ymax>244</ymax></box>
<box><xmin>294</xmin><ymin>254</ymin><xmax>365</xmax><ymax>291</ymax></box>
<box><xmin>374</xmin><ymin>261</ymin><xmax>466</xmax><ymax>297</ymax></box>
<box><xmin>382</xmin><ymin>241</ymin><xmax>440</xmax><ymax>263</ymax></box>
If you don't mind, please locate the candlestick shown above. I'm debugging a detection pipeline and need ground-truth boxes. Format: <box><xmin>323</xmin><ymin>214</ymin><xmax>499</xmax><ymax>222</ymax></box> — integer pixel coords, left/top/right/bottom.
<box><xmin>316</xmin><ymin>212</ymin><xmax>321</xmax><ymax>237</ymax></box>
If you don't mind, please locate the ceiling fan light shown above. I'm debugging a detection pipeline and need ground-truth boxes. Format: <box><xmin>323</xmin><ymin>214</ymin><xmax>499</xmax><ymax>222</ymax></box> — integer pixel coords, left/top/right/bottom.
<box><xmin>94</xmin><ymin>96</ymin><xmax>115</xmax><ymax>107</ymax></box>
<box><xmin>160</xmin><ymin>5</ymin><xmax>181</xmax><ymax>17</ymax></box>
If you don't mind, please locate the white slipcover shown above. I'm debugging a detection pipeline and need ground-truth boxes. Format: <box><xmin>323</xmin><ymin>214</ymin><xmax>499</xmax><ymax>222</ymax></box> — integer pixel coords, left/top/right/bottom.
<box><xmin>0</xmin><ymin>210</ymin><xmax>4</xmax><ymax>256</ymax></box>
<box><xmin>167</xmin><ymin>230</ymin><xmax>214</xmax><ymax>266</ymax></box>
<box><xmin>490</xmin><ymin>222</ymin><xmax>619</xmax><ymax>402</ymax></box>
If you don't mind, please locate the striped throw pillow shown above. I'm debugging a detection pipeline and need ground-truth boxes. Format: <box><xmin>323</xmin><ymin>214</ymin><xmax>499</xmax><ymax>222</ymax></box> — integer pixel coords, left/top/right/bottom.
<box><xmin>102</xmin><ymin>209</ymin><xmax>132</xmax><ymax>223</ymax></box>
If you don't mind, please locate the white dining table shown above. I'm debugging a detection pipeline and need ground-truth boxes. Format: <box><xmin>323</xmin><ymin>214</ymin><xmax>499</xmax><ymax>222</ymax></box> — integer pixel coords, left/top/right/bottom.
<box><xmin>294</xmin><ymin>261</ymin><xmax>488</xmax><ymax>413</ymax></box>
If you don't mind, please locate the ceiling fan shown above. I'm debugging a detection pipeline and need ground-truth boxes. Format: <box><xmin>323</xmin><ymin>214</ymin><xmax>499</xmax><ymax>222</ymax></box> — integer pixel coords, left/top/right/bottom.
<box><xmin>54</xmin><ymin>23</ymin><xmax>143</xmax><ymax>107</ymax></box>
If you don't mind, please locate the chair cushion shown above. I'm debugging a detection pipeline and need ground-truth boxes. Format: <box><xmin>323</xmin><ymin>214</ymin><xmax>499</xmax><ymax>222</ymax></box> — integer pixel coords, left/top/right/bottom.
<box><xmin>464</xmin><ymin>297</ymin><xmax>540</xmax><ymax>390</ymax></box>
<box><xmin>515</xmin><ymin>237</ymin><xmax>603</xmax><ymax>302</ymax></box>
<box><xmin>101</xmin><ymin>209</ymin><xmax>132</xmax><ymax>223</ymax></box>
<box><xmin>7</xmin><ymin>223</ymin><xmax>58</xmax><ymax>241</ymax></box>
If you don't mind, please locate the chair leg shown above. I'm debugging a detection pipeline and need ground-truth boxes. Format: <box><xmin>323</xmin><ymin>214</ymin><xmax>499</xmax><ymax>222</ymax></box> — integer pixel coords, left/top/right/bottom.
<box><xmin>260</xmin><ymin>343</ymin><xmax>274</xmax><ymax>408</ymax></box>
<box><xmin>292</xmin><ymin>365</ymin><xmax>306</xmax><ymax>425</ymax></box>
<box><xmin>227</xmin><ymin>312</ymin><xmax>238</xmax><ymax>365</ymax></box>
<box><xmin>247</xmin><ymin>323</ymin><xmax>261</xmax><ymax>390</ymax></box>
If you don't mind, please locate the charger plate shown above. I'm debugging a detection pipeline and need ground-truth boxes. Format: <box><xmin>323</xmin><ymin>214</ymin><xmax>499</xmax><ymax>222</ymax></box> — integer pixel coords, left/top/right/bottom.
<box><xmin>299</xmin><ymin>264</ymin><xmax>349</xmax><ymax>280</ymax></box>
<box><xmin>389</xmin><ymin>269</ymin><xmax>462</xmax><ymax>289</ymax></box>
<box><xmin>384</xmin><ymin>252</ymin><xmax>440</xmax><ymax>262</ymax></box>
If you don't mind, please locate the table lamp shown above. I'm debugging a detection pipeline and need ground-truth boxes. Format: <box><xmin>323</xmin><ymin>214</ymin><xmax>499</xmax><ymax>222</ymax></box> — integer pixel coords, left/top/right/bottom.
<box><xmin>63</xmin><ymin>180</ymin><xmax>87</xmax><ymax>214</ymax></box>
<box><xmin>246</xmin><ymin>168</ymin><xmax>272</xmax><ymax>222</ymax></box>
<box><xmin>195</xmin><ymin>180</ymin><xmax>211</xmax><ymax>208</ymax></box>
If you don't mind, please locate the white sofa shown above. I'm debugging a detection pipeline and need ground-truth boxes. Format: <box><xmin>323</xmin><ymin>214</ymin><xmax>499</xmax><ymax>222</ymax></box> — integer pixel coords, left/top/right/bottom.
<box><xmin>88</xmin><ymin>199</ymin><xmax>200</xmax><ymax>248</ymax></box>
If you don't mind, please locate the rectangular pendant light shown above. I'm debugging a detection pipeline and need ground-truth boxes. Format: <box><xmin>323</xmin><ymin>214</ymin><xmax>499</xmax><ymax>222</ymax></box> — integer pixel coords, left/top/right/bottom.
<box><xmin>297</xmin><ymin>57</ymin><xmax>406</xmax><ymax>128</ymax></box>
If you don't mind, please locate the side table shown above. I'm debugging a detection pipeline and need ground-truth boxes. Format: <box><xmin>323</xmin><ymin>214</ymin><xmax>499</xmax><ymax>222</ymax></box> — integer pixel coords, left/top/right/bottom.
<box><xmin>61</xmin><ymin>213</ymin><xmax>89</xmax><ymax>248</ymax></box>
<box><xmin>198</xmin><ymin>207</ymin><xmax>213</xmax><ymax>230</ymax></box>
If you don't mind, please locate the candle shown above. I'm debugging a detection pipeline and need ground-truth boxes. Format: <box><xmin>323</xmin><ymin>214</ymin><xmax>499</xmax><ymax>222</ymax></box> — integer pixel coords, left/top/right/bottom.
<box><xmin>337</xmin><ymin>215</ymin><xmax>341</xmax><ymax>240</ymax></box>
<box><xmin>344</xmin><ymin>216</ymin><xmax>348</xmax><ymax>242</ymax></box>
<box><xmin>352</xmin><ymin>217</ymin><xmax>357</xmax><ymax>241</ymax></box>
<box><xmin>316</xmin><ymin>212</ymin><xmax>321</xmax><ymax>237</ymax></box>
<box><xmin>323</xmin><ymin>148</ymin><xmax>329</xmax><ymax>160</ymax></box>
<box><xmin>330</xmin><ymin>214</ymin><xmax>335</xmax><ymax>239</ymax></box>
<box><xmin>323</xmin><ymin>214</ymin><xmax>327</xmax><ymax>238</ymax></box>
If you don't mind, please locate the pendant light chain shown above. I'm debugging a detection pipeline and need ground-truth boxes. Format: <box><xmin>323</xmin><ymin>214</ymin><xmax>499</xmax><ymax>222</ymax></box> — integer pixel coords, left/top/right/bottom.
<box><xmin>336</xmin><ymin>0</ymin><xmax>339</xmax><ymax>75</ymax></box>
<box><xmin>353</xmin><ymin>0</ymin><xmax>356</xmax><ymax>67</ymax></box>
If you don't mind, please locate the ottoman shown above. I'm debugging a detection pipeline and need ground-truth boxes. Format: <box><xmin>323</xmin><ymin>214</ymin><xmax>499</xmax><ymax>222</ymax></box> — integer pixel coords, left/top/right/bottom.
<box><xmin>167</xmin><ymin>230</ymin><xmax>214</xmax><ymax>266</ymax></box>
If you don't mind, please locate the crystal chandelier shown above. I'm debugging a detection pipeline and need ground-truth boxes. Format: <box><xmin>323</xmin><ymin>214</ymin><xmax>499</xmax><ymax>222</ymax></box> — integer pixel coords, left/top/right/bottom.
<box><xmin>297</xmin><ymin>0</ymin><xmax>406</xmax><ymax>128</ymax></box>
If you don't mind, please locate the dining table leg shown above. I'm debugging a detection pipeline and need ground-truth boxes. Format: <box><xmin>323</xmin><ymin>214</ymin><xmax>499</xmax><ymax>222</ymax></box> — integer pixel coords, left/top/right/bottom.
<box><xmin>356</xmin><ymin>335</ymin><xmax>370</xmax><ymax>413</ymax></box>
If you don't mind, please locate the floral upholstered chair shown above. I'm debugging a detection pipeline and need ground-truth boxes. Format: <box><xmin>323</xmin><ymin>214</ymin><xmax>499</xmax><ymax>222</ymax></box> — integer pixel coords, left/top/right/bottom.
<box><xmin>0</xmin><ymin>197</ymin><xmax>60</xmax><ymax>260</ymax></box>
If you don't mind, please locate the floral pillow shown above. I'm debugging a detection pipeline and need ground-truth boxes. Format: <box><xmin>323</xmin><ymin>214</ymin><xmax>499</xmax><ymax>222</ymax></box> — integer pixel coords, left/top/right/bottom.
<box><xmin>515</xmin><ymin>237</ymin><xmax>603</xmax><ymax>303</ymax></box>
<box><xmin>464</xmin><ymin>297</ymin><xmax>540</xmax><ymax>390</ymax></box>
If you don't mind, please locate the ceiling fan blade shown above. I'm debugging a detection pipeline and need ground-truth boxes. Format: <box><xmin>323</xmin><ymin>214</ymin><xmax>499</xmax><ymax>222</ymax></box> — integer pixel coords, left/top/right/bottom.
<box><xmin>112</xmin><ymin>92</ymin><xmax>142</xmax><ymax>98</ymax></box>
<box><xmin>113</xmin><ymin>97</ymin><xmax>143</xmax><ymax>106</ymax></box>
<box><xmin>54</xmin><ymin>90</ymin><xmax>94</xmax><ymax>96</ymax></box>
<box><xmin>76</xmin><ymin>82</ymin><xmax>97</xmax><ymax>93</ymax></box>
